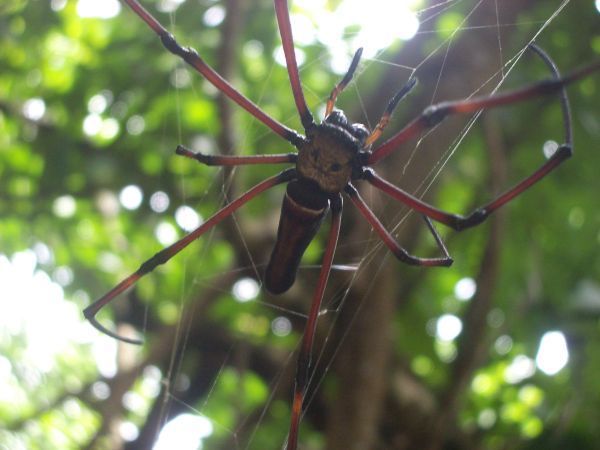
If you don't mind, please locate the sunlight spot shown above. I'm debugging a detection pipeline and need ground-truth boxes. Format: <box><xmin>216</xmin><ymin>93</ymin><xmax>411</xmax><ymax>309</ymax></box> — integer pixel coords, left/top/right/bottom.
<box><xmin>157</xmin><ymin>0</ymin><xmax>185</xmax><ymax>14</ymax></box>
<box><xmin>141</xmin><ymin>366</ymin><xmax>162</xmax><ymax>398</ymax></box>
<box><xmin>536</xmin><ymin>331</ymin><xmax>569</xmax><ymax>375</ymax></box>
<box><xmin>272</xmin><ymin>316</ymin><xmax>292</xmax><ymax>337</ymax></box>
<box><xmin>290</xmin><ymin>13</ymin><xmax>317</xmax><ymax>45</ymax></box>
<box><xmin>154</xmin><ymin>414</ymin><xmax>213</xmax><ymax>450</ymax></box>
<box><xmin>96</xmin><ymin>190</ymin><xmax>120</xmax><ymax>217</ymax></box>
<box><xmin>53</xmin><ymin>266</ymin><xmax>74</xmax><ymax>287</ymax></box>
<box><xmin>454</xmin><ymin>277</ymin><xmax>476</xmax><ymax>301</ymax></box>
<box><xmin>494</xmin><ymin>334</ymin><xmax>513</xmax><ymax>355</ymax></box>
<box><xmin>91</xmin><ymin>381</ymin><xmax>111</xmax><ymax>400</ymax></box>
<box><xmin>274</xmin><ymin>46</ymin><xmax>306</xmax><ymax>68</ymax></box>
<box><xmin>92</xmin><ymin>335</ymin><xmax>118</xmax><ymax>378</ymax></box>
<box><xmin>119</xmin><ymin>185</ymin><xmax>143</xmax><ymax>210</ymax></box>
<box><xmin>150</xmin><ymin>191</ymin><xmax>170</xmax><ymax>213</ymax></box>
<box><xmin>0</xmin><ymin>250</ymin><xmax>91</xmax><ymax>374</ymax></box>
<box><xmin>98</xmin><ymin>251</ymin><xmax>122</xmax><ymax>273</ymax></box>
<box><xmin>203</xmin><ymin>5</ymin><xmax>225</xmax><ymax>27</ymax></box>
<box><xmin>83</xmin><ymin>113</ymin><xmax>102</xmax><ymax>136</ymax></box>
<box><xmin>88</xmin><ymin>94</ymin><xmax>108</xmax><ymax>114</ymax></box>
<box><xmin>596</xmin><ymin>0</ymin><xmax>600</xmax><ymax>14</ymax></box>
<box><xmin>126</xmin><ymin>115</ymin><xmax>146</xmax><ymax>135</ymax></box>
<box><xmin>436</xmin><ymin>314</ymin><xmax>462</xmax><ymax>341</ymax></box>
<box><xmin>472</xmin><ymin>373</ymin><xmax>497</xmax><ymax>396</ymax></box>
<box><xmin>22</xmin><ymin>97</ymin><xmax>46</xmax><ymax>121</ymax></box>
<box><xmin>543</xmin><ymin>140</ymin><xmax>559</xmax><ymax>158</ymax></box>
<box><xmin>99</xmin><ymin>117</ymin><xmax>120</xmax><ymax>140</ymax></box>
<box><xmin>175</xmin><ymin>206</ymin><xmax>202</xmax><ymax>232</ymax></box>
<box><xmin>123</xmin><ymin>391</ymin><xmax>145</xmax><ymax>411</ymax></box>
<box><xmin>505</xmin><ymin>355</ymin><xmax>535</xmax><ymax>384</ymax></box>
<box><xmin>155</xmin><ymin>221</ymin><xmax>178</xmax><ymax>245</ymax></box>
<box><xmin>53</xmin><ymin>195</ymin><xmax>76</xmax><ymax>218</ymax></box>
<box><xmin>295</xmin><ymin>0</ymin><xmax>420</xmax><ymax>64</ymax></box>
<box><xmin>76</xmin><ymin>0</ymin><xmax>120</xmax><ymax>18</ymax></box>
<box><xmin>232</xmin><ymin>277</ymin><xmax>260</xmax><ymax>302</ymax></box>
<box><xmin>120</xmin><ymin>421</ymin><xmax>139</xmax><ymax>442</ymax></box>
<box><xmin>434</xmin><ymin>340</ymin><xmax>457</xmax><ymax>363</ymax></box>
<box><xmin>478</xmin><ymin>409</ymin><xmax>497</xmax><ymax>429</ymax></box>
<box><xmin>33</xmin><ymin>242</ymin><xmax>53</xmax><ymax>265</ymax></box>
<box><xmin>51</xmin><ymin>0</ymin><xmax>67</xmax><ymax>11</ymax></box>
<box><xmin>243</xmin><ymin>40</ymin><xmax>264</xmax><ymax>59</ymax></box>
<box><xmin>170</xmin><ymin>67</ymin><xmax>192</xmax><ymax>89</ymax></box>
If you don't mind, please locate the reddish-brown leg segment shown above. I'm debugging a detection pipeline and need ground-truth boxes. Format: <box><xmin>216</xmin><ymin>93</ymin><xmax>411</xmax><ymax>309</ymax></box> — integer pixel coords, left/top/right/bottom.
<box><xmin>325</xmin><ymin>48</ymin><xmax>364</xmax><ymax>117</ymax></box>
<box><xmin>363</xmin><ymin>44</ymin><xmax>584</xmax><ymax>231</ymax></box>
<box><xmin>345</xmin><ymin>184</ymin><xmax>452</xmax><ymax>267</ymax></box>
<box><xmin>122</xmin><ymin>0</ymin><xmax>302</xmax><ymax>145</ymax></box>
<box><xmin>287</xmin><ymin>194</ymin><xmax>342</xmax><ymax>450</ymax></box>
<box><xmin>363</xmin><ymin>143</ymin><xmax>570</xmax><ymax>231</ymax></box>
<box><xmin>368</xmin><ymin>57</ymin><xmax>600</xmax><ymax>165</ymax></box>
<box><xmin>175</xmin><ymin>145</ymin><xmax>297</xmax><ymax>166</ymax></box>
<box><xmin>84</xmin><ymin>169</ymin><xmax>296</xmax><ymax>344</ymax></box>
<box><xmin>273</xmin><ymin>0</ymin><xmax>314</xmax><ymax>130</ymax></box>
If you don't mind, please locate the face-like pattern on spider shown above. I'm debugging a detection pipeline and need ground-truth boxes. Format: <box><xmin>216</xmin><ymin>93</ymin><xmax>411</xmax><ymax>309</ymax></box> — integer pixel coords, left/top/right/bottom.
<box><xmin>296</xmin><ymin>110</ymin><xmax>369</xmax><ymax>193</ymax></box>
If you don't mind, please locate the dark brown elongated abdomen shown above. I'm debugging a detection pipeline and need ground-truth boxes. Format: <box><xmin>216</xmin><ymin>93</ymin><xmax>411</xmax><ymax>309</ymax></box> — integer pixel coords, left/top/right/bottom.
<box><xmin>264</xmin><ymin>179</ymin><xmax>330</xmax><ymax>294</ymax></box>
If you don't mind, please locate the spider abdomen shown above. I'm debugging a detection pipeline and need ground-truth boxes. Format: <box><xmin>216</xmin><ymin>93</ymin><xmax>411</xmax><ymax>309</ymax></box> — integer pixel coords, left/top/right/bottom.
<box><xmin>264</xmin><ymin>180</ymin><xmax>330</xmax><ymax>294</ymax></box>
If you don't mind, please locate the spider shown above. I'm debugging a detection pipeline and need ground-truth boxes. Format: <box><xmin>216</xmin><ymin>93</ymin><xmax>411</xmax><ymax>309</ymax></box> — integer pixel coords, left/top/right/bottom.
<box><xmin>84</xmin><ymin>1</ymin><xmax>600</xmax><ymax>449</ymax></box>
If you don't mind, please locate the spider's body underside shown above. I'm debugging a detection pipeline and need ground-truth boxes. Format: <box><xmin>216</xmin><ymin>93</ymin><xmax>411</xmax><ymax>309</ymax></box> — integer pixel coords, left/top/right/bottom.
<box><xmin>265</xmin><ymin>111</ymin><xmax>371</xmax><ymax>294</ymax></box>
<box><xmin>83</xmin><ymin>1</ymin><xmax>600</xmax><ymax>449</ymax></box>
<box><xmin>296</xmin><ymin>110</ymin><xmax>369</xmax><ymax>193</ymax></box>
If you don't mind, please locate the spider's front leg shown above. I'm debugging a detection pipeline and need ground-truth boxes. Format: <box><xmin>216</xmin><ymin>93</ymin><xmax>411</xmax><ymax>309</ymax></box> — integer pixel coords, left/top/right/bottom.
<box><xmin>121</xmin><ymin>0</ymin><xmax>302</xmax><ymax>144</ymax></box>
<box><xmin>363</xmin><ymin>44</ymin><xmax>587</xmax><ymax>232</ymax></box>
<box><xmin>84</xmin><ymin>169</ymin><xmax>296</xmax><ymax>343</ymax></box>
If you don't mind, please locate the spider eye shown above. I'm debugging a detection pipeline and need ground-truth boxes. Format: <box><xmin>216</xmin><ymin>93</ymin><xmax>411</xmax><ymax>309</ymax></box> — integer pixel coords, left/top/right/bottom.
<box><xmin>330</xmin><ymin>163</ymin><xmax>342</xmax><ymax>172</ymax></box>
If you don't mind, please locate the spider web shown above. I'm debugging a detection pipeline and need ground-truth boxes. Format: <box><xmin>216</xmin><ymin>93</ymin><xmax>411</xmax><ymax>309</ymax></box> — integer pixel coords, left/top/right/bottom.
<box><xmin>131</xmin><ymin>1</ymin><xmax>583</xmax><ymax>448</ymax></box>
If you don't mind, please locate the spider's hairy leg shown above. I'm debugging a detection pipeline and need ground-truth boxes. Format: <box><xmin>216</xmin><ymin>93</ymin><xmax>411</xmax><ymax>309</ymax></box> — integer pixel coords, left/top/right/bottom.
<box><xmin>325</xmin><ymin>48</ymin><xmax>364</xmax><ymax>117</ymax></box>
<box><xmin>364</xmin><ymin>77</ymin><xmax>418</xmax><ymax>147</ymax></box>
<box><xmin>273</xmin><ymin>0</ymin><xmax>314</xmax><ymax>130</ymax></box>
<box><xmin>345</xmin><ymin>183</ymin><xmax>453</xmax><ymax>266</ymax></box>
<box><xmin>368</xmin><ymin>50</ymin><xmax>600</xmax><ymax>165</ymax></box>
<box><xmin>287</xmin><ymin>194</ymin><xmax>343</xmax><ymax>450</ymax></box>
<box><xmin>121</xmin><ymin>0</ymin><xmax>302</xmax><ymax>144</ymax></box>
<box><xmin>84</xmin><ymin>169</ymin><xmax>296</xmax><ymax>344</ymax></box>
<box><xmin>175</xmin><ymin>145</ymin><xmax>298</xmax><ymax>166</ymax></box>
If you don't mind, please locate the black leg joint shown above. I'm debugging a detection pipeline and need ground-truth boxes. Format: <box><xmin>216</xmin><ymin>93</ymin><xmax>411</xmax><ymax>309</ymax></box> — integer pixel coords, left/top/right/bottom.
<box><xmin>139</xmin><ymin>250</ymin><xmax>170</xmax><ymax>275</ymax></box>
<box><xmin>422</xmin><ymin>104</ymin><xmax>450</xmax><ymax>128</ymax></box>
<box><xmin>455</xmin><ymin>208</ymin><xmax>488</xmax><ymax>231</ymax></box>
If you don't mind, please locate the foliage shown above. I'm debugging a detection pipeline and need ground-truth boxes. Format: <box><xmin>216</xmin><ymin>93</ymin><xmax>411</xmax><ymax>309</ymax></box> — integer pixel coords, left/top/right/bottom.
<box><xmin>0</xmin><ymin>1</ymin><xmax>599</xmax><ymax>449</ymax></box>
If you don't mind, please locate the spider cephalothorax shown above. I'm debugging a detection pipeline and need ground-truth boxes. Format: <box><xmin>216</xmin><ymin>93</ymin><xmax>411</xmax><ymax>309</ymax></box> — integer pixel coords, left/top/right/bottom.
<box><xmin>296</xmin><ymin>110</ymin><xmax>370</xmax><ymax>193</ymax></box>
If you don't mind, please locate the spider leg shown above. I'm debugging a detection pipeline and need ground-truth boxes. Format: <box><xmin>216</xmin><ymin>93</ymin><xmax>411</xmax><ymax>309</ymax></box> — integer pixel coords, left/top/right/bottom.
<box><xmin>274</xmin><ymin>0</ymin><xmax>314</xmax><ymax>130</ymax></box>
<box><xmin>363</xmin><ymin>44</ymin><xmax>581</xmax><ymax>231</ymax></box>
<box><xmin>364</xmin><ymin>77</ymin><xmax>418</xmax><ymax>147</ymax></box>
<box><xmin>287</xmin><ymin>194</ymin><xmax>342</xmax><ymax>450</ymax></box>
<box><xmin>84</xmin><ymin>169</ymin><xmax>296</xmax><ymax>344</ymax></box>
<box><xmin>325</xmin><ymin>48</ymin><xmax>364</xmax><ymax>117</ymax></box>
<box><xmin>345</xmin><ymin>184</ymin><xmax>453</xmax><ymax>267</ymax></box>
<box><xmin>175</xmin><ymin>145</ymin><xmax>297</xmax><ymax>166</ymax></box>
<box><xmin>368</xmin><ymin>47</ymin><xmax>600</xmax><ymax>165</ymax></box>
<box><xmin>363</xmin><ymin>156</ymin><xmax>568</xmax><ymax>231</ymax></box>
<box><xmin>122</xmin><ymin>0</ymin><xmax>302</xmax><ymax>145</ymax></box>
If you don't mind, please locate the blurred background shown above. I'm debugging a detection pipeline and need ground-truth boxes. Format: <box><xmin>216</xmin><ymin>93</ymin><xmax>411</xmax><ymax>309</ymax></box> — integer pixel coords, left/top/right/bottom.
<box><xmin>1</xmin><ymin>0</ymin><xmax>599</xmax><ymax>449</ymax></box>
